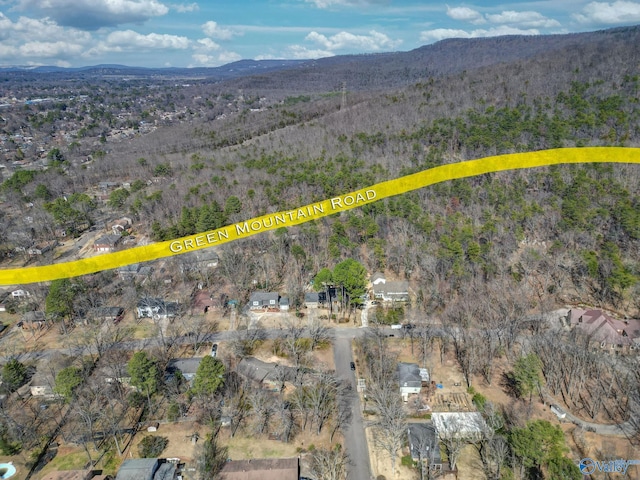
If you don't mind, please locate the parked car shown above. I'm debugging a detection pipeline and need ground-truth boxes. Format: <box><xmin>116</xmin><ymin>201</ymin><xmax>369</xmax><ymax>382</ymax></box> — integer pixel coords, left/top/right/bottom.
<box><xmin>391</xmin><ymin>324</ymin><xmax>403</xmax><ymax>330</ymax></box>
<box><xmin>210</xmin><ymin>344</ymin><xmax>218</xmax><ymax>357</ymax></box>
<box><xmin>350</xmin><ymin>362</ymin><xmax>356</xmax><ymax>371</ymax></box>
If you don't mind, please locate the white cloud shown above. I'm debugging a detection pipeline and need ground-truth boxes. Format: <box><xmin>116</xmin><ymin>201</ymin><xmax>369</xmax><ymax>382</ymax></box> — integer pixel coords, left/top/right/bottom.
<box><xmin>306</xmin><ymin>30</ymin><xmax>402</xmax><ymax>51</ymax></box>
<box><xmin>172</xmin><ymin>2</ymin><xmax>198</xmax><ymax>12</ymax></box>
<box><xmin>14</xmin><ymin>0</ymin><xmax>169</xmax><ymax>29</ymax></box>
<box><xmin>218</xmin><ymin>51</ymin><xmax>241</xmax><ymax>63</ymax></box>
<box><xmin>447</xmin><ymin>6</ymin><xmax>485</xmax><ymax>24</ymax></box>
<box><xmin>89</xmin><ymin>30</ymin><xmax>190</xmax><ymax>54</ymax></box>
<box><xmin>190</xmin><ymin>50</ymin><xmax>241</xmax><ymax>66</ymax></box>
<box><xmin>20</xmin><ymin>41</ymin><xmax>84</xmax><ymax>57</ymax></box>
<box><xmin>486</xmin><ymin>11</ymin><xmax>561</xmax><ymax>28</ymax></box>
<box><xmin>286</xmin><ymin>44</ymin><xmax>334</xmax><ymax>59</ymax></box>
<box><xmin>0</xmin><ymin>12</ymin><xmax>92</xmax><ymax>63</ymax></box>
<box><xmin>574</xmin><ymin>1</ymin><xmax>640</xmax><ymax>24</ymax></box>
<box><xmin>202</xmin><ymin>21</ymin><xmax>238</xmax><ymax>40</ymax></box>
<box><xmin>305</xmin><ymin>0</ymin><xmax>388</xmax><ymax>8</ymax></box>
<box><xmin>419</xmin><ymin>25</ymin><xmax>539</xmax><ymax>43</ymax></box>
<box><xmin>196</xmin><ymin>38</ymin><xmax>220</xmax><ymax>51</ymax></box>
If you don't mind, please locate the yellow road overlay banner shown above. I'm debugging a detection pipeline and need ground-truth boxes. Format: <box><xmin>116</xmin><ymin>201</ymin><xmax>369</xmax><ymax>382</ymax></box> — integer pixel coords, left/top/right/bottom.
<box><xmin>1</xmin><ymin>147</ymin><xmax>639</xmax><ymax>286</ymax></box>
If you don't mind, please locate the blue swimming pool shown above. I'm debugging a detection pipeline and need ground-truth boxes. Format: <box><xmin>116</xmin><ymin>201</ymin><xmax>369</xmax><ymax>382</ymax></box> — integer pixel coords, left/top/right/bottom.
<box><xmin>0</xmin><ymin>463</ymin><xmax>16</xmax><ymax>479</ymax></box>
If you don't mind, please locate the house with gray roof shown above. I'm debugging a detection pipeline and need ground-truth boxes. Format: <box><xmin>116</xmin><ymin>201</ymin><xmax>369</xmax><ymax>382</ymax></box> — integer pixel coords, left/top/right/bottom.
<box><xmin>249</xmin><ymin>292</ymin><xmax>280</xmax><ymax>310</ymax></box>
<box><xmin>407</xmin><ymin>422</ymin><xmax>442</xmax><ymax>471</ymax></box>
<box><xmin>237</xmin><ymin>357</ymin><xmax>296</xmax><ymax>391</ymax></box>
<box><xmin>94</xmin><ymin>234</ymin><xmax>122</xmax><ymax>253</ymax></box>
<box><xmin>115</xmin><ymin>458</ymin><xmax>176</xmax><ymax>480</ymax></box>
<box><xmin>88</xmin><ymin>306</ymin><xmax>124</xmax><ymax>324</ymax></box>
<box><xmin>166</xmin><ymin>358</ymin><xmax>202</xmax><ymax>383</ymax></box>
<box><xmin>398</xmin><ymin>362</ymin><xmax>422</xmax><ymax>401</ymax></box>
<box><xmin>370</xmin><ymin>272</ymin><xmax>410</xmax><ymax>302</ymax></box>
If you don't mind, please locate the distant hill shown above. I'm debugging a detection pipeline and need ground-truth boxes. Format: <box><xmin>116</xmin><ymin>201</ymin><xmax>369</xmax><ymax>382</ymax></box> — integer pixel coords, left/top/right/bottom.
<box><xmin>2</xmin><ymin>25</ymin><xmax>639</xmax><ymax>89</ymax></box>
<box><xmin>0</xmin><ymin>59</ymin><xmax>308</xmax><ymax>81</ymax></box>
<box><xmin>227</xmin><ymin>25</ymin><xmax>640</xmax><ymax>92</ymax></box>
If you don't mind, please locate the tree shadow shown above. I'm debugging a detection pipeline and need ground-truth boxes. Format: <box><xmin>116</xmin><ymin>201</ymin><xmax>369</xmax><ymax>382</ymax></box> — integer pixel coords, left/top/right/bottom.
<box><xmin>500</xmin><ymin>371</ymin><xmax>519</xmax><ymax>398</ymax></box>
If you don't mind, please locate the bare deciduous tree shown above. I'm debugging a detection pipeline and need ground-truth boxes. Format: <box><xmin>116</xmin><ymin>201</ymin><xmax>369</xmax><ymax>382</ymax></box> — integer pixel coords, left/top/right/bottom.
<box><xmin>309</xmin><ymin>446</ymin><xmax>350</xmax><ymax>480</ymax></box>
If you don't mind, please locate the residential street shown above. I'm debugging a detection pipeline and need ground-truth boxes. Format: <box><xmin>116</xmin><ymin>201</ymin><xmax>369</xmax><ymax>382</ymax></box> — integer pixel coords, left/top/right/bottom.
<box><xmin>333</xmin><ymin>336</ymin><xmax>372</xmax><ymax>480</ymax></box>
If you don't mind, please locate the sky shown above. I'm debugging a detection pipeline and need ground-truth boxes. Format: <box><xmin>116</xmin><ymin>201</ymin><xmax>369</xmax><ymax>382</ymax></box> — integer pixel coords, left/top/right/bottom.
<box><xmin>0</xmin><ymin>0</ymin><xmax>639</xmax><ymax>68</ymax></box>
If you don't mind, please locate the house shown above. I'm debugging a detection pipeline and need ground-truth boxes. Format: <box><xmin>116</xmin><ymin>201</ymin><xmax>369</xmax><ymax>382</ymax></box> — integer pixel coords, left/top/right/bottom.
<box><xmin>28</xmin><ymin>241</ymin><xmax>56</xmax><ymax>256</ymax></box>
<box><xmin>432</xmin><ymin>412</ymin><xmax>489</xmax><ymax>443</ymax></box>
<box><xmin>179</xmin><ymin>249</ymin><xmax>219</xmax><ymax>272</ymax></box>
<box><xmin>567</xmin><ymin>308</ymin><xmax>640</xmax><ymax>352</ymax></box>
<box><xmin>115</xmin><ymin>458</ymin><xmax>176</xmax><ymax>480</ymax></box>
<box><xmin>371</xmin><ymin>273</ymin><xmax>410</xmax><ymax>303</ymax></box>
<box><xmin>94</xmin><ymin>234</ymin><xmax>122</xmax><ymax>252</ymax></box>
<box><xmin>237</xmin><ymin>357</ymin><xmax>295</xmax><ymax>391</ymax></box>
<box><xmin>304</xmin><ymin>292</ymin><xmax>320</xmax><ymax>308</ymax></box>
<box><xmin>279</xmin><ymin>297</ymin><xmax>290</xmax><ymax>311</ymax></box>
<box><xmin>249</xmin><ymin>292</ymin><xmax>280</xmax><ymax>310</ymax></box>
<box><xmin>117</xmin><ymin>263</ymin><xmax>153</xmax><ymax>280</ymax></box>
<box><xmin>166</xmin><ymin>358</ymin><xmax>202</xmax><ymax>383</ymax></box>
<box><xmin>219</xmin><ymin>457</ymin><xmax>299</xmax><ymax>480</ymax></box>
<box><xmin>21</xmin><ymin>311</ymin><xmax>47</xmax><ymax>330</ymax></box>
<box><xmin>408</xmin><ymin>423</ymin><xmax>443</xmax><ymax>471</ymax></box>
<box><xmin>41</xmin><ymin>469</ymin><xmax>97</xmax><ymax>480</ymax></box>
<box><xmin>398</xmin><ymin>362</ymin><xmax>422</xmax><ymax>401</ymax></box>
<box><xmin>111</xmin><ymin>217</ymin><xmax>132</xmax><ymax>235</ymax></box>
<box><xmin>101</xmin><ymin>363</ymin><xmax>131</xmax><ymax>386</ymax></box>
<box><xmin>98</xmin><ymin>181</ymin><xmax>120</xmax><ymax>190</ymax></box>
<box><xmin>371</xmin><ymin>272</ymin><xmax>386</xmax><ymax>285</ymax></box>
<box><xmin>136</xmin><ymin>298</ymin><xmax>180</xmax><ymax>319</ymax></box>
<box><xmin>29</xmin><ymin>372</ymin><xmax>58</xmax><ymax>398</ymax></box>
<box><xmin>88</xmin><ymin>306</ymin><xmax>124</xmax><ymax>324</ymax></box>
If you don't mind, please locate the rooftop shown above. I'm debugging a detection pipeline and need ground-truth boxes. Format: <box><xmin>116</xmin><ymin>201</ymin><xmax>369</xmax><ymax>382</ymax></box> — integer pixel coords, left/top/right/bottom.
<box><xmin>219</xmin><ymin>457</ymin><xmax>299</xmax><ymax>480</ymax></box>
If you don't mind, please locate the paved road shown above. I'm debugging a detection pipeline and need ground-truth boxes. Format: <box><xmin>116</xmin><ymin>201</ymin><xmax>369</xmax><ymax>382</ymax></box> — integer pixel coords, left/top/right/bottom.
<box><xmin>333</xmin><ymin>337</ymin><xmax>372</xmax><ymax>480</ymax></box>
<box><xmin>1</xmin><ymin>325</ymin><xmax>368</xmax><ymax>363</ymax></box>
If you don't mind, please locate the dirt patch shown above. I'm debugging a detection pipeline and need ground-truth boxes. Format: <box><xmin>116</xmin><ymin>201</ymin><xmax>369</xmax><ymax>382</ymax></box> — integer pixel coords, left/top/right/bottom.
<box><xmin>129</xmin><ymin>421</ymin><xmax>207</xmax><ymax>463</ymax></box>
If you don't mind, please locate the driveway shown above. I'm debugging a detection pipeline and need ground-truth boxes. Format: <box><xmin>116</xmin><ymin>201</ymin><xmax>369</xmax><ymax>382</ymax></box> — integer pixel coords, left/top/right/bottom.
<box><xmin>333</xmin><ymin>337</ymin><xmax>372</xmax><ymax>480</ymax></box>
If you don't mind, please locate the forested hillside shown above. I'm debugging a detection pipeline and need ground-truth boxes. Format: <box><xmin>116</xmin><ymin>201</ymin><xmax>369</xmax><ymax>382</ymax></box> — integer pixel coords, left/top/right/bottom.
<box><xmin>2</xmin><ymin>25</ymin><xmax>640</xmax><ymax>314</ymax></box>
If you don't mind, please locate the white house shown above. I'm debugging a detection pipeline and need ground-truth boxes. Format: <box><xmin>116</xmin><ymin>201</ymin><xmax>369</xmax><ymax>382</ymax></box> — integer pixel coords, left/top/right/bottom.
<box><xmin>398</xmin><ymin>362</ymin><xmax>422</xmax><ymax>401</ymax></box>
<box><xmin>136</xmin><ymin>298</ymin><xmax>180</xmax><ymax>319</ymax></box>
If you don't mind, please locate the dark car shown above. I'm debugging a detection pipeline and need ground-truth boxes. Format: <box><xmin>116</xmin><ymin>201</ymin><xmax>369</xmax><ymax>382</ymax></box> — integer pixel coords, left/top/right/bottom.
<box><xmin>211</xmin><ymin>344</ymin><xmax>218</xmax><ymax>357</ymax></box>
<box><xmin>350</xmin><ymin>362</ymin><xmax>356</xmax><ymax>371</ymax></box>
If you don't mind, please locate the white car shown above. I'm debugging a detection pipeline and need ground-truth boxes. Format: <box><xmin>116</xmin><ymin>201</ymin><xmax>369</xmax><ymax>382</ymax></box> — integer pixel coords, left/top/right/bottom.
<box><xmin>391</xmin><ymin>324</ymin><xmax>403</xmax><ymax>330</ymax></box>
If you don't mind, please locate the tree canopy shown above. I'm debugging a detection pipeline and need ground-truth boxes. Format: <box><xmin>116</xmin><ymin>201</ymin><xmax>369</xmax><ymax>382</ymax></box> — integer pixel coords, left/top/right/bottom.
<box><xmin>128</xmin><ymin>351</ymin><xmax>159</xmax><ymax>397</ymax></box>
<box><xmin>512</xmin><ymin>353</ymin><xmax>544</xmax><ymax>402</ymax></box>
<box><xmin>45</xmin><ymin>278</ymin><xmax>76</xmax><ymax>321</ymax></box>
<box><xmin>313</xmin><ymin>267</ymin><xmax>333</xmax><ymax>291</ymax></box>
<box><xmin>191</xmin><ymin>356</ymin><xmax>225</xmax><ymax>397</ymax></box>
<box><xmin>510</xmin><ymin>420</ymin><xmax>570</xmax><ymax>471</ymax></box>
<box><xmin>333</xmin><ymin>258</ymin><xmax>368</xmax><ymax>307</ymax></box>
<box><xmin>54</xmin><ymin>366</ymin><xmax>83</xmax><ymax>401</ymax></box>
<box><xmin>1</xmin><ymin>359</ymin><xmax>28</xmax><ymax>392</ymax></box>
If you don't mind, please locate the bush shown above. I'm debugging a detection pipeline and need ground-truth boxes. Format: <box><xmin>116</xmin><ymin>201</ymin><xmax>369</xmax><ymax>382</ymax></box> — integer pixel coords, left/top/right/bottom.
<box><xmin>401</xmin><ymin>455</ymin><xmax>415</xmax><ymax>467</ymax></box>
<box><xmin>138</xmin><ymin>435</ymin><xmax>168</xmax><ymax>458</ymax></box>
<box><xmin>472</xmin><ymin>392</ymin><xmax>487</xmax><ymax>410</ymax></box>
<box><xmin>128</xmin><ymin>390</ymin><xmax>146</xmax><ymax>409</ymax></box>
<box><xmin>167</xmin><ymin>402</ymin><xmax>180</xmax><ymax>422</ymax></box>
